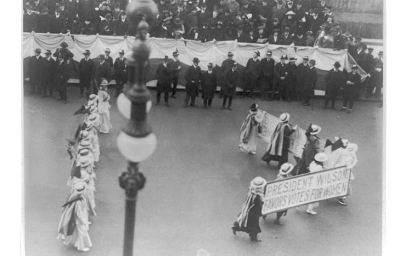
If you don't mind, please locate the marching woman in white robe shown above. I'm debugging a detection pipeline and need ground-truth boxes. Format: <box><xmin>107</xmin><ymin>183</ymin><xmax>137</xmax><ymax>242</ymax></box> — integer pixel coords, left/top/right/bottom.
<box><xmin>97</xmin><ymin>80</ymin><xmax>112</xmax><ymax>134</ymax></box>
<box><xmin>306</xmin><ymin>153</ymin><xmax>328</xmax><ymax>215</ymax></box>
<box><xmin>335</xmin><ymin>143</ymin><xmax>358</xmax><ymax>206</ymax></box>
<box><xmin>239</xmin><ymin>104</ymin><xmax>266</xmax><ymax>155</ymax></box>
<box><xmin>70</xmin><ymin>162</ymin><xmax>97</xmax><ymax>217</ymax></box>
<box><xmin>58</xmin><ymin>182</ymin><xmax>92</xmax><ymax>252</ymax></box>
<box><xmin>84</xmin><ymin>121</ymin><xmax>100</xmax><ymax>162</ymax></box>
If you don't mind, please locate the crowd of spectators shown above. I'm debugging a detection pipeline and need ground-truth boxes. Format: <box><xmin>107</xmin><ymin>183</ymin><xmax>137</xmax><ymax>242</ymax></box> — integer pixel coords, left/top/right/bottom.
<box><xmin>23</xmin><ymin>0</ymin><xmax>373</xmax><ymax>52</ymax></box>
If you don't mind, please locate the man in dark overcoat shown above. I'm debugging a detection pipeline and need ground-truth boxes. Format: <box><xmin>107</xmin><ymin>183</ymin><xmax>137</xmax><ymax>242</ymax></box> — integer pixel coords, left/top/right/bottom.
<box><xmin>169</xmin><ymin>51</ymin><xmax>181</xmax><ymax>98</ymax></box>
<box><xmin>42</xmin><ymin>50</ymin><xmax>57</xmax><ymax>97</ymax></box>
<box><xmin>274</xmin><ymin>55</ymin><xmax>288</xmax><ymax>101</ymax></box>
<box><xmin>47</xmin><ymin>8</ymin><xmax>67</xmax><ymax>34</ymax></box>
<box><xmin>29</xmin><ymin>48</ymin><xmax>44</xmax><ymax>94</ymax></box>
<box><xmin>366</xmin><ymin>51</ymin><xmax>383</xmax><ymax>99</ymax></box>
<box><xmin>221</xmin><ymin>62</ymin><xmax>239</xmax><ymax>110</ymax></box>
<box><xmin>323</xmin><ymin>61</ymin><xmax>345</xmax><ymax>109</ymax></box>
<box><xmin>184</xmin><ymin>58</ymin><xmax>203</xmax><ymax>107</ymax></box>
<box><xmin>302</xmin><ymin>59</ymin><xmax>317</xmax><ymax>106</ymax></box>
<box><xmin>241</xmin><ymin>51</ymin><xmax>261</xmax><ymax>99</ymax></box>
<box><xmin>91</xmin><ymin>54</ymin><xmax>112</xmax><ymax>94</ymax></box>
<box><xmin>155</xmin><ymin>56</ymin><xmax>172</xmax><ymax>107</ymax></box>
<box><xmin>201</xmin><ymin>63</ymin><xmax>217</xmax><ymax>108</ymax></box>
<box><xmin>286</xmin><ymin>57</ymin><xmax>297</xmax><ymax>102</ymax></box>
<box><xmin>295</xmin><ymin>56</ymin><xmax>309</xmax><ymax>101</ymax></box>
<box><xmin>56</xmin><ymin>54</ymin><xmax>70</xmax><ymax>103</ymax></box>
<box><xmin>259</xmin><ymin>51</ymin><xmax>275</xmax><ymax>101</ymax></box>
<box><xmin>219</xmin><ymin>52</ymin><xmax>236</xmax><ymax>98</ymax></box>
<box><xmin>79</xmin><ymin>50</ymin><xmax>94</xmax><ymax>98</ymax></box>
<box><xmin>341</xmin><ymin>65</ymin><xmax>361</xmax><ymax>114</ymax></box>
<box><xmin>113</xmin><ymin>50</ymin><xmax>127</xmax><ymax>97</ymax></box>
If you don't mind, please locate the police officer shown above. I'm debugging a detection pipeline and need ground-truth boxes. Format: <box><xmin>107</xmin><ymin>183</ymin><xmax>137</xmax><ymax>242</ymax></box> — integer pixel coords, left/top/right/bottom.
<box><xmin>323</xmin><ymin>61</ymin><xmax>344</xmax><ymax>109</ymax></box>
<box><xmin>341</xmin><ymin>65</ymin><xmax>361</xmax><ymax>114</ymax></box>
<box><xmin>42</xmin><ymin>50</ymin><xmax>56</xmax><ymax>97</ymax></box>
<box><xmin>220</xmin><ymin>52</ymin><xmax>235</xmax><ymax>98</ymax></box>
<box><xmin>242</xmin><ymin>51</ymin><xmax>261</xmax><ymax>99</ymax></box>
<box><xmin>113</xmin><ymin>50</ymin><xmax>127</xmax><ymax>97</ymax></box>
<box><xmin>169</xmin><ymin>51</ymin><xmax>181</xmax><ymax>98</ymax></box>
<box><xmin>259</xmin><ymin>51</ymin><xmax>275</xmax><ymax>101</ymax></box>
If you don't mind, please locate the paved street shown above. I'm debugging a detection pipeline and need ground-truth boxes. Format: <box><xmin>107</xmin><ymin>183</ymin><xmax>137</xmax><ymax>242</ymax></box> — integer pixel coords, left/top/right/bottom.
<box><xmin>24</xmin><ymin>85</ymin><xmax>383</xmax><ymax>256</ymax></box>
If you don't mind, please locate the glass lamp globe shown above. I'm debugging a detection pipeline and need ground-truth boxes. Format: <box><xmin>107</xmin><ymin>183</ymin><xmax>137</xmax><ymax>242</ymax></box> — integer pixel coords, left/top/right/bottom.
<box><xmin>117</xmin><ymin>131</ymin><xmax>157</xmax><ymax>162</ymax></box>
<box><xmin>117</xmin><ymin>93</ymin><xmax>131</xmax><ymax>119</ymax></box>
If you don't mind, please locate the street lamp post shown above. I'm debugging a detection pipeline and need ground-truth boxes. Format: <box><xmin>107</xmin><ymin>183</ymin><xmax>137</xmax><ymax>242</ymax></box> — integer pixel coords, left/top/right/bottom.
<box><xmin>116</xmin><ymin>1</ymin><xmax>158</xmax><ymax>256</ymax></box>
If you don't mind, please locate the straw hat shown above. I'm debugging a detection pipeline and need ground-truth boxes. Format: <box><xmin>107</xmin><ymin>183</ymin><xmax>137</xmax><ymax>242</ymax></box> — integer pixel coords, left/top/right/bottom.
<box><xmin>314</xmin><ymin>153</ymin><xmax>328</xmax><ymax>162</ymax></box>
<box><xmin>346</xmin><ymin>143</ymin><xmax>358</xmax><ymax>154</ymax></box>
<box><xmin>279</xmin><ymin>163</ymin><xmax>294</xmax><ymax>175</ymax></box>
<box><xmin>280</xmin><ymin>113</ymin><xmax>290</xmax><ymax>122</ymax></box>
<box><xmin>250</xmin><ymin>177</ymin><xmax>267</xmax><ymax>190</ymax></box>
<box><xmin>310</xmin><ymin>124</ymin><xmax>321</xmax><ymax>135</ymax></box>
<box><xmin>250</xmin><ymin>103</ymin><xmax>259</xmax><ymax>112</ymax></box>
<box><xmin>79</xmin><ymin>155</ymin><xmax>92</xmax><ymax>167</ymax></box>
<box><xmin>74</xmin><ymin>181</ymin><xmax>87</xmax><ymax>194</ymax></box>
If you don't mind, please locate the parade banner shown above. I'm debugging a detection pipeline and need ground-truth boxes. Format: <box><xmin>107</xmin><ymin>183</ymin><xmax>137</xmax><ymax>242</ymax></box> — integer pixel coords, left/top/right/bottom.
<box><xmin>261</xmin><ymin>166</ymin><xmax>350</xmax><ymax>215</ymax></box>
<box><xmin>257</xmin><ymin>110</ymin><xmax>310</xmax><ymax>158</ymax></box>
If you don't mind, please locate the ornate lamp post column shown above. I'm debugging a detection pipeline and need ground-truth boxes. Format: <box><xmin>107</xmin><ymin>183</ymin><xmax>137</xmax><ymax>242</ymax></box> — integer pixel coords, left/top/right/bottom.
<box><xmin>116</xmin><ymin>1</ymin><xmax>158</xmax><ymax>256</ymax></box>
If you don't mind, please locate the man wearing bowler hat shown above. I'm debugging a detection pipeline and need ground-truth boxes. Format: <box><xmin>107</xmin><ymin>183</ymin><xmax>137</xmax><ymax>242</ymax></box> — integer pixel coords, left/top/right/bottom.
<box><xmin>155</xmin><ymin>56</ymin><xmax>173</xmax><ymax>107</ymax></box>
<box><xmin>219</xmin><ymin>52</ymin><xmax>235</xmax><ymax>98</ymax></box>
<box><xmin>42</xmin><ymin>50</ymin><xmax>57</xmax><ymax>97</ymax></box>
<box><xmin>29</xmin><ymin>48</ymin><xmax>44</xmax><ymax>95</ymax></box>
<box><xmin>184</xmin><ymin>57</ymin><xmax>203</xmax><ymax>107</ymax></box>
<box><xmin>169</xmin><ymin>51</ymin><xmax>181</xmax><ymax>98</ymax></box>
<box><xmin>113</xmin><ymin>50</ymin><xmax>127</xmax><ymax>97</ymax></box>
<box><xmin>323</xmin><ymin>61</ymin><xmax>344</xmax><ymax>109</ymax></box>
<box><xmin>91</xmin><ymin>54</ymin><xmax>112</xmax><ymax>94</ymax></box>
<box><xmin>56</xmin><ymin>53</ymin><xmax>70</xmax><ymax>103</ymax></box>
<box><xmin>201</xmin><ymin>63</ymin><xmax>217</xmax><ymax>108</ymax></box>
<box><xmin>341</xmin><ymin>64</ymin><xmax>361</xmax><ymax>114</ymax></box>
<box><xmin>79</xmin><ymin>50</ymin><xmax>94</xmax><ymax>98</ymax></box>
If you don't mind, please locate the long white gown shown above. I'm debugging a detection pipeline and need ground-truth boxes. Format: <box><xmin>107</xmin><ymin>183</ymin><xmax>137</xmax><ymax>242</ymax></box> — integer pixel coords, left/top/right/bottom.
<box><xmin>98</xmin><ymin>90</ymin><xmax>112</xmax><ymax>134</ymax></box>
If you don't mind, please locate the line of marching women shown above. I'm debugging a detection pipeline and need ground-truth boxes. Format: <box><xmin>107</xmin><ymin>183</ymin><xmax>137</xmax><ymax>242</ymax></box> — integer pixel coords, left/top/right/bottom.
<box><xmin>57</xmin><ymin>79</ymin><xmax>112</xmax><ymax>252</ymax></box>
<box><xmin>234</xmin><ymin>103</ymin><xmax>358</xmax><ymax>242</ymax></box>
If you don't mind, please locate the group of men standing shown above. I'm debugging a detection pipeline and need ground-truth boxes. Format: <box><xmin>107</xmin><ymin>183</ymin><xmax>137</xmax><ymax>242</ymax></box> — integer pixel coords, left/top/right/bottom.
<box><xmin>27</xmin><ymin>43</ymin><xmax>128</xmax><ymax>103</ymax></box>
<box><xmin>241</xmin><ymin>50</ymin><xmax>317</xmax><ymax>106</ymax></box>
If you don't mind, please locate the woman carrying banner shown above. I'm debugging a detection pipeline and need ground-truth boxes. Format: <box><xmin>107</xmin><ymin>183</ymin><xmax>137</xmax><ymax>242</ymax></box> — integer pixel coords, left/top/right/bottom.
<box><xmin>97</xmin><ymin>79</ymin><xmax>113</xmax><ymax>134</ymax></box>
<box><xmin>293</xmin><ymin>124</ymin><xmax>323</xmax><ymax>176</ymax></box>
<box><xmin>306</xmin><ymin>153</ymin><xmax>328</xmax><ymax>215</ymax></box>
<box><xmin>335</xmin><ymin>143</ymin><xmax>358</xmax><ymax>206</ymax></box>
<box><xmin>263</xmin><ymin>163</ymin><xmax>294</xmax><ymax>225</ymax></box>
<box><xmin>261</xmin><ymin>112</ymin><xmax>298</xmax><ymax>167</ymax></box>
<box><xmin>232</xmin><ymin>177</ymin><xmax>267</xmax><ymax>242</ymax></box>
<box><xmin>57</xmin><ymin>182</ymin><xmax>92</xmax><ymax>252</ymax></box>
<box><xmin>239</xmin><ymin>104</ymin><xmax>266</xmax><ymax>155</ymax></box>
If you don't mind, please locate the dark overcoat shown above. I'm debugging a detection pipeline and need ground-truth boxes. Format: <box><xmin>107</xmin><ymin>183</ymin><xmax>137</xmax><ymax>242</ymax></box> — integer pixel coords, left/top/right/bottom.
<box><xmin>185</xmin><ymin>65</ymin><xmax>202</xmax><ymax>97</ymax></box>
<box><xmin>223</xmin><ymin>70</ymin><xmax>239</xmax><ymax>97</ymax></box>
<box><xmin>156</xmin><ymin>63</ymin><xmax>172</xmax><ymax>93</ymax></box>
<box><xmin>325</xmin><ymin>69</ymin><xmax>345</xmax><ymax>98</ymax></box>
<box><xmin>201</xmin><ymin>71</ymin><xmax>217</xmax><ymax>99</ymax></box>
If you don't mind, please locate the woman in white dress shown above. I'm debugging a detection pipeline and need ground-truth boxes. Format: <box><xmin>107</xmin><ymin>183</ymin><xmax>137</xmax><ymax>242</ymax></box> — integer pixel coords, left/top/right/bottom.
<box><xmin>306</xmin><ymin>153</ymin><xmax>328</xmax><ymax>215</ymax></box>
<box><xmin>97</xmin><ymin>80</ymin><xmax>112</xmax><ymax>134</ymax></box>
<box><xmin>239</xmin><ymin>104</ymin><xmax>266</xmax><ymax>155</ymax></box>
<box><xmin>58</xmin><ymin>182</ymin><xmax>92</xmax><ymax>252</ymax></box>
<box><xmin>335</xmin><ymin>143</ymin><xmax>358</xmax><ymax>206</ymax></box>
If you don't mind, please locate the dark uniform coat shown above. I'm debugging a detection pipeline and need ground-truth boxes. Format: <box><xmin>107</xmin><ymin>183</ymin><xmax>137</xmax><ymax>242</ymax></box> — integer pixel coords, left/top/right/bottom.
<box><xmin>104</xmin><ymin>56</ymin><xmax>114</xmax><ymax>68</ymax></box>
<box><xmin>42</xmin><ymin>57</ymin><xmax>57</xmax><ymax>84</ymax></box>
<box><xmin>275</xmin><ymin>62</ymin><xmax>288</xmax><ymax>90</ymax></box>
<box><xmin>92</xmin><ymin>61</ymin><xmax>112</xmax><ymax>82</ymax></box>
<box><xmin>29</xmin><ymin>55</ymin><xmax>44</xmax><ymax>86</ymax></box>
<box><xmin>169</xmin><ymin>59</ymin><xmax>181</xmax><ymax>78</ymax></box>
<box><xmin>296</xmin><ymin>62</ymin><xmax>308</xmax><ymax>92</ymax></box>
<box><xmin>303</xmin><ymin>66</ymin><xmax>317</xmax><ymax>97</ymax></box>
<box><xmin>113</xmin><ymin>57</ymin><xmax>127</xmax><ymax>81</ymax></box>
<box><xmin>223</xmin><ymin>69</ymin><xmax>239</xmax><ymax>97</ymax></box>
<box><xmin>260</xmin><ymin>58</ymin><xmax>275</xmax><ymax>89</ymax></box>
<box><xmin>325</xmin><ymin>69</ymin><xmax>345</xmax><ymax>98</ymax></box>
<box><xmin>185</xmin><ymin>65</ymin><xmax>203</xmax><ymax>97</ymax></box>
<box><xmin>344</xmin><ymin>72</ymin><xmax>361</xmax><ymax>99</ymax></box>
<box><xmin>55</xmin><ymin>60</ymin><xmax>70</xmax><ymax>90</ymax></box>
<box><xmin>201</xmin><ymin>71</ymin><xmax>217</xmax><ymax>100</ymax></box>
<box><xmin>156</xmin><ymin>63</ymin><xmax>172</xmax><ymax>93</ymax></box>
<box><xmin>245</xmin><ymin>58</ymin><xmax>261</xmax><ymax>89</ymax></box>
